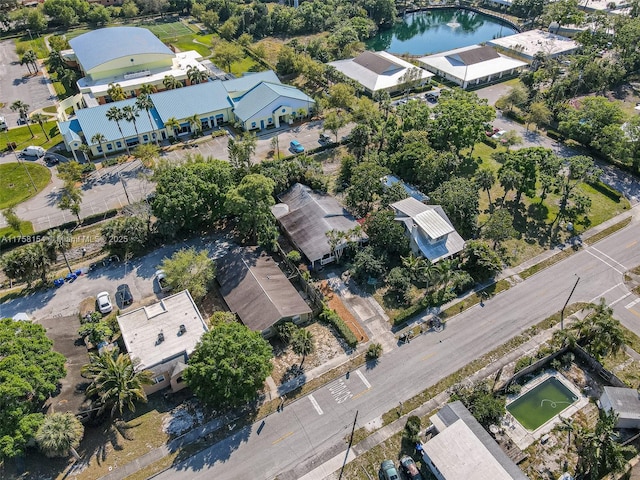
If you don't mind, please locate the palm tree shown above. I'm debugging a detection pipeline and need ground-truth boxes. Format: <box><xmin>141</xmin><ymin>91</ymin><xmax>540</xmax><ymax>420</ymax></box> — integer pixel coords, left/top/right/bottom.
<box><xmin>135</xmin><ymin>94</ymin><xmax>160</xmax><ymax>146</ymax></box>
<box><xmin>475</xmin><ymin>169</ymin><xmax>495</xmax><ymax>210</ymax></box>
<box><xmin>81</xmin><ymin>347</ymin><xmax>153</xmax><ymax>418</ymax></box>
<box><xmin>30</xmin><ymin>113</ymin><xmax>50</xmax><ymax>140</ymax></box>
<box><xmin>106</xmin><ymin>106</ymin><xmax>130</xmax><ymax>155</ymax></box>
<box><xmin>107</xmin><ymin>82</ymin><xmax>126</xmax><ymax>102</ymax></box>
<box><xmin>164</xmin><ymin>116</ymin><xmax>181</xmax><ymax>139</ymax></box>
<box><xmin>401</xmin><ymin>253</ymin><xmax>425</xmax><ymax>283</ymax></box>
<box><xmin>186</xmin><ymin>65</ymin><xmax>208</xmax><ymax>85</ymax></box>
<box><xmin>188</xmin><ymin>113</ymin><xmax>202</xmax><ymax>136</ymax></box>
<box><xmin>45</xmin><ymin>228</ymin><xmax>73</xmax><ymax>274</ymax></box>
<box><xmin>36</xmin><ymin>412</ymin><xmax>84</xmax><ymax>460</ymax></box>
<box><xmin>11</xmin><ymin>100</ymin><xmax>34</xmax><ymax>137</ymax></box>
<box><xmin>292</xmin><ymin>328</ymin><xmax>314</xmax><ymax>368</ymax></box>
<box><xmin>58</xmin><ymin>181</ymin><xmax>83</xmax><ymax>223</ymax></box>
<box><xmin>91</xmin><ymin>133</ymin><xmax>108</xmax><ymax>160</ymax></box>
<box><xmin>163</xmin><ymin>75</ymin><xmax>182</xmax><ymax>90</ymax></box>
<box><xmin>559</xmin><ymin>416</ymin><xmax>574</xmax><ymax>452</ymax></box>
<box><xmin>326</xmin><ymin>229</ymin><xmax>347</xmax><ymax>262</ymax></box>
<box><xmin>21</xmin><ymin>49</ymin><xmax>37</xmax><ymax>74</ymax></box>
<box><xmin>122</xmin><ymin>105</ymin><xmax>141</xmax><ymax>144</ymax></box>
<box><xmin>138</xmin><ymin>83</ymin><xmax>157</xmax><ymax>95</ymax></box>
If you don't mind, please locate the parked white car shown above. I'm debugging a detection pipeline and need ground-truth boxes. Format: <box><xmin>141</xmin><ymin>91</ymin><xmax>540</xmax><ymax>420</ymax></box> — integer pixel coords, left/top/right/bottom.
<box><xmin>96</xmin><ymin>291</ymin><xmax>113</xmax><ymax>314</ymax></box>
<box><xmin>491</xmin><ymin>130</ymin><xmax>507</xmax><ymax>140</ymax></box>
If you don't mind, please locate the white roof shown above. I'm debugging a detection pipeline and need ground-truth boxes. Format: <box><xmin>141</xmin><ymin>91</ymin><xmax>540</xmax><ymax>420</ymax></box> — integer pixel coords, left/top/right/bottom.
<box><xmin>424</xmin><ymin>419</ymin><xmax>517</xmax><ymax>480</ymax></box>
<box><xmin>117</xmin><ymin>290</ymin><xmax>208</xmax><ymax>371</ymax></box>
<box><xmin>329</xmin><ymin>51</ymin><xmax>433</xmax><ymax>92</ymax></box>
<box><xmin>414</xmin><ymin>209</ymin><xmax>454</xmax><ymax>238</ymax></box>
<box><xmin>488</xmin><ymin>30</ymin><xmax>579</xmax><ymax>60</ymax></box>
<box><xmin>418</xmin><ymin>45</ymin><xmax>527</xmax><ymax>83</ymax></box>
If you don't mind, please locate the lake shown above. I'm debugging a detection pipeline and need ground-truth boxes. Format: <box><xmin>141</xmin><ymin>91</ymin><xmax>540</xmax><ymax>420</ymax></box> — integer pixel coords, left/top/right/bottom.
<box><xmin>366</xmin><ymin>8</ymin><xmax>518</xmax><ymax>55</ymax></box>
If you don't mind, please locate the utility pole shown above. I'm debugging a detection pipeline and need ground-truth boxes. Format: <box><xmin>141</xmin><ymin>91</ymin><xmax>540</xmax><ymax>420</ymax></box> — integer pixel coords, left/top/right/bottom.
<box><xmin>119</xmin><ymin>173</ymin><xmax>131</xmax><ymax>205</ymax></box>
<box><xmin>561</xmin><ymin>274</ymin><xmax>580</xmax><ymax>330</ymax></box>
<box><xmin>338</xmin><ymin>410</ymin><xmax>358</xmax><ymax>480</ymax></box>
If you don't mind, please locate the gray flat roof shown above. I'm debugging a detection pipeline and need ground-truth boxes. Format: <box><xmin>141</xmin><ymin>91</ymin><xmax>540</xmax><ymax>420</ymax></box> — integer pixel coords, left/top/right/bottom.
<box><xmin>117</xmin><ymin>290</ymin><xmax>208</xmax><ymax>371</ymax></box>
<box><xmin>70</xmin><ymin>27</ymin><xmax>174</xmax><ymax>73</ymax></box>
<box><xmin>602</xmin><ymin>386</ymin><xmax>640</xmax><ymax>421</ymax></box>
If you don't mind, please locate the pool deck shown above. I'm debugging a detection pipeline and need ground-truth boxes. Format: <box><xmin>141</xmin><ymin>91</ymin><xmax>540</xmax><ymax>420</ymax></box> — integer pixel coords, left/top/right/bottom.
<box><xmin>502</xmin><ymin>370</ymin><xmax>589</xmax><ymax>450</ymax></box>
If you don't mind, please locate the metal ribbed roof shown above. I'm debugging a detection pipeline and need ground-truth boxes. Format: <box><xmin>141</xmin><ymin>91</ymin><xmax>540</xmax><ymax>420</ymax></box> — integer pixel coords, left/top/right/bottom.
<box><xmin>414</xmin><ymin>209</ymin><xmax>454</xmax><ymax>239</ymax></box>
<box><xmin>149</xmin><ymin>81</ymin><xmax>232</xmax><ymax>122</ymax></box>
<box><xmin>232</xmin><ymin>82</ymin><xmax>315</xmax><ymax>121</ymax></box>
<box><xmin>69</xmin><ymin>27</ymin><xmax>174</xmax><ymax>73</ymax></box>
<box><xmin>222</xmin><ymin>70</ymin><xmax>280</xmax><ymax>95</ymax></box>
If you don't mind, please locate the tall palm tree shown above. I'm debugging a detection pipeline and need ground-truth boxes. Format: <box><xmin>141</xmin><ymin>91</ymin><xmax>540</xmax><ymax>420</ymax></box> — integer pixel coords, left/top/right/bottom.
<box><xmin>91</xmin><ymin>133</ymin><xmax>108</xmax><ymax>160</ymax></box>
<box><xmin>163</xmin><ymin>75</ymin><xmax>182</xmax><ymax>90</ymax></box>
<box><xmin>122</xmin><ymin>105</ymin><xmax>141</xmax><ymax>144</ymax></box>
<box><xmin>81</xmin><ymin>347</ymin><xmax>153</xmax><ymax>418</ymax></box>
<box><xmin>45</xmin><ymin>228</ymin><xmax>73</xmax><ymax>274</ymax></box>
<box><xmin>30</xmin><ymin>113</ymin><xmax>50</xmax><ymax>140</ymax></box>
<box><xmin>21</xmin><ymin>49</ymin><xmax>38</xmax><ymax>74</ymax></box>
<box><xmin>164</xmin><ymin>116</ymin><xmax>181</xmax><ymax>139</ymax></box>
<box><xmin>35</xmin><ymin>412</ymin><xmax>84</xmax><ymax>461</ymax></box>
<box><xmin>188</xmin><ymin>113</ymin><xmax>202</xmax><ymax>136</ymax></box>
<box><xmin>475</xmin><ymin>169</ymin><xmax>495</xmax><ymax>210</ymax></box>
<box><xmin>401</xmin><ymin>253</ymin><xmax>425</xmax><ymax>283</ymax></box>
<box><xmin>106</xmin><ymin>106</ymin><xmax>130</xmax><ymax>155</ymax></box>
<box><xmin>138</xmin><ymin>83</ymin><xmax>157</xmax><ymax>95</ymax></box>
<box><xmin>11</xmin><ymin>100</ymin><xmax>34</xmax><ymax>137</ymax></box>
<box><xmin>107</xmin><ymin>82</ymin><xmax>126</xmax><ymax>102</ymax></box>
<box><xmin>292</xmin><ymin>328</ymin><xmax>314</xmax><ymax>368</ymax></box>
<box><xmin>135</xmin><ymin>94</ymin><xmax>160</xmax><ymax>146</ymax></box>
<box><xmin>186</xmin><ymin>65</ymin><xmax>208</xmax><ymax>85</ymax></box>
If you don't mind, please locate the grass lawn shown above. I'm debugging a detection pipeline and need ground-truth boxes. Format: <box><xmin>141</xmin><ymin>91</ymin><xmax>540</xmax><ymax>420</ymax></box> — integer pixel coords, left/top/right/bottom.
<box><xmin>254</xmin><ymin>38</ymin><xmax>284</xmax><ymax>66</ymax></box>
<box><xmin>171</xmin><ymin>36</ymin><xmax>211</xmax><ymax>56</ymax></box>
<box><xmin>15</xmin><ymin>36</ymin><xmax>49</xmax><ymax>59</ymax></box>
<box><xmin>0</xmin><ymin>162</ymin><xmax>51</xmax><ymax>209</ymax></box>
<box><xmin>2</xmin><ymin>121</ymin><xmax>61</xmax><ymax>151</ymax></box>
<box><xmin>230</xmin><ymin>56</ymin><xmax>259</xmax><ymax>76</ymax></box>
<box><xmin>42</xmin><ymin>105</ymin><xmax>57</xmax><ymax>114</ymax></box>
<box><xmin>0</xmin><ymin>221</ymin><xmax>34</xmax><ymax>239</ymax></box>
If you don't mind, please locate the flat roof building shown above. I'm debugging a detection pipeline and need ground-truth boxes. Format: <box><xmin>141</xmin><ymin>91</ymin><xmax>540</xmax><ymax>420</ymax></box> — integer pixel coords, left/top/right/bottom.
<box><xmin>600</xmin><ymin>387</ymin><xmax>640</xmax><ymax>430</ymax></box>
<box><xmin>488</xmin><ymin>30</ymin><xmax>579</xmax><ymax>62</ymax></box>
<box><xmin>117</xmin><ymin>290</ymin><xmax>208</xmax><ymax>394</ymax></box>
<box><xmin>216</xmin><ymin>247</ymin><xmax>311</xmax><ymax>338</ymax></box>
<box><xmin>423</xmin><ymin>401</ymin><xmax>529</xmax><ymax>480</ymax></box>
<box><xmin>329</xmin><ymin>51</ymin><xmax>433</xmax><ymax>94</ymax></box>
<box><xmin>418</xmin><ymin>45</ymin><xmax>527</xmax><ymax>89</ymax></box>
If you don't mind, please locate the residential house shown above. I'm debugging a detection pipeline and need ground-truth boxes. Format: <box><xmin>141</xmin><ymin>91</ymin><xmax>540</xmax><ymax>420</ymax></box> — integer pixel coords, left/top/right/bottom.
<box><xmin>423</xmin><ymin>401</ymin><xmax>529</xmax><ymax>480</ymax></box>
<box><xmin>216</xmin><ymin>247</ymin><xmax>311</xmax><ymax>338</ymax></box>
<box><xmin>390</xmin><ymin>197</ymin><xmax>464</xmax><ymax>263</ymax></box>
<box><xmin>116</xmin><ymin>290</ymin><xmax>208</xmax><ymax>395</ymax></box>
<box><xmin>272</xmin><ymin>183</ymin><xmax>368</xmax><ymax>268</ymax></box>
<box><xmin>599</xmin><ymin>387</ymin><xmax>640</xmax><ymax>429</ymax></box>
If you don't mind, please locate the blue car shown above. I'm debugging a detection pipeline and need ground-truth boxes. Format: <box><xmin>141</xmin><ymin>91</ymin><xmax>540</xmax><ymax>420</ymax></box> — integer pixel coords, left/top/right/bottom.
<box><xmin>290</xmin><ymin>140</ymin><xmax>304</xmax><ymax>153</ymax></box>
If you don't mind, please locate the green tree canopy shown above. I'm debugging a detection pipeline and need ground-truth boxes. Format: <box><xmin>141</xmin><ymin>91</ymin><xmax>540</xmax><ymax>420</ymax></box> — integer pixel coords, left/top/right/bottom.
<box><xmin>101</xmin><ymin>216</ymin><xmax>149</xmax><ymax>257</ymax></box>
<box><xmin>364</xmin><ymin>209</ymin><xmax>410</xmax><ymax>257</ymax></box>
<box><xmin>460</xmin><ymin>240</ymin><xmax>503</xmax><ymax>283</ymax></box>
<box><xmin>184</xmin><ymin>322</ymin><xmax>273</xmax><ymax>409</ymax></box>
<box><xmin>0</xmin><ymin>318</ymin><xmax>66</xmax><ymax>459</ymax></box>
<box><xmin>160</xmin><ymin>247</ymin><xmax>216</xmax><ymax>301</ymax></box>
<box><xmin>430</xmin><ymin>178</ymin><xmax>479</xmax><ymax>238</ymax></box>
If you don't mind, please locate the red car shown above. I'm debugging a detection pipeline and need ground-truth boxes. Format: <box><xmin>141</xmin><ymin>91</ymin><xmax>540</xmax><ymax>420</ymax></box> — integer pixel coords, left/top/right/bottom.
<box><xmin>485</xmin><ymin>127</ymin><xmax>500</xmax><ymax>137</ymax></box>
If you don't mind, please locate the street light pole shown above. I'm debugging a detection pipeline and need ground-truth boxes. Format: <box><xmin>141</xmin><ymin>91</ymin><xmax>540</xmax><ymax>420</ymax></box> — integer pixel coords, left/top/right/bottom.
<box><xmin>560</xmin><ymin>274</ymin><xmax>580</xmax><ymax>330</ymax></box>
<box><xmin>5</xmin><ymin>131</ymin><xmax>38</xmax><ymax>193</ymax></box>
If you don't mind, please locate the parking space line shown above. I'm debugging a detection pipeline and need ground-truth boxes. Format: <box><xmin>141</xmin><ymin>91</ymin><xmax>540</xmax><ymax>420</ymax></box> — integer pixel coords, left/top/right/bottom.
<box><xmin>309</xmin><ymin>394</ymin><xmax>323</xmax><ymax>415</ymax></box>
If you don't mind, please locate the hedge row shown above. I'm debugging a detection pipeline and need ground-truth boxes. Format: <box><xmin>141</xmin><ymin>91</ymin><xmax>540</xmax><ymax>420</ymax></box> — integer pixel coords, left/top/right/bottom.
<box><xmin>319</xmin><ymin>306</ymin><xmax>358</xmax><ymax>348</ymax></box>
<box><xmin>588</xmin><ymin>180</ymin><xmax>622</xmax><ymax>202</ymax></box>
<box><xmin>482</xmin><ymin>137</ymin><xmax>498</xmax><ymax>149</ymax></box>
<box><xmin>392</xmin><ymin>299</ymin><xmax>429</xmax><ymax>327</ymax></box>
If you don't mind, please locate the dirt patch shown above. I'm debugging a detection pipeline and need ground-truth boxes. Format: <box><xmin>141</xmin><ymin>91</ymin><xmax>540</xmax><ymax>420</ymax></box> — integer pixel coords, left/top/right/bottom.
<box><xmin>320</xmin><ymin>280</ymin><xmax>369</xmax><ymax>343</ymax></box>
<box><xmin>162</xmin><ymin>399</ymin><xmax>205</xmax><ymax>436</ymax></box>
<box><xmin>271</xmin><ymin>322</ymin><xmax>349</xmax><ymax>385</ymax></box>
<box><xmin>197</xmin><ymin>286</ymin><xmax>229</xmax><ymax>321</ymax></box>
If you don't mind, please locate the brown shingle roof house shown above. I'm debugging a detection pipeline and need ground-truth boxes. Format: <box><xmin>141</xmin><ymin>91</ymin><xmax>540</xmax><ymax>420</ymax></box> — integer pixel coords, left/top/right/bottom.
<box><xmin>216</xmin><ymin>246</ymin><xmax>311</xmax><ymax>337</ymax></box>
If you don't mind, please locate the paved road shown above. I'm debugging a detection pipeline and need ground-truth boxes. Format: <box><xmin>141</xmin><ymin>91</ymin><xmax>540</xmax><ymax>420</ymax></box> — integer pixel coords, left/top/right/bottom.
<box><xmin>0</xmin><ymin>39</ymin><xmax>55</xmax><ymax>128</ymax></box>
<box><xmin>153</xmin><ymin>209</ymin><xmax>640</xmax><ymax>480</ymax></box>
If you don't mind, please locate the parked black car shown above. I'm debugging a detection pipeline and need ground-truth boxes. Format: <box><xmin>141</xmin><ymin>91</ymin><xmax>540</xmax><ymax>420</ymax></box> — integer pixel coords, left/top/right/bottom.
<box><xmin>116</xmin><ymin>284</ymin><xmax>133</xmax><ymax>307</ymax></box>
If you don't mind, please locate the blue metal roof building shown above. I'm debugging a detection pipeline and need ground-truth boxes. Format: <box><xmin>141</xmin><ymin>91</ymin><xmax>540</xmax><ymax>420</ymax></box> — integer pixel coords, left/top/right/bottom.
<box><xmin>150</xmin><ymin>81</ymin><xmax>232</xmax><ymax>122</ymax></box>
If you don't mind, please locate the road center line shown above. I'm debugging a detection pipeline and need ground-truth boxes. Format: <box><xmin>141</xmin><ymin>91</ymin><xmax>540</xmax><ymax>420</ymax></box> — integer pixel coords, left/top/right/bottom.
<box><xmin>308</xmin><ymin>394</ymin><xmax>323</xmax><ymax>415</ymax></box>
<box><xmin>589</xmin><ymin>283</ymin><xmax>623</xmax><ymax>303</ymax></box>
<box><xmin>355</xmin><ymin>369</ymin><xmax>371</xmax><ymax>389</ymax></box>
<box><xmin>272</xmin><ymin>431</ymin><xmax>294</xmax><ymax>445</ymax></box>
<box><xmin>590</xmin><ymin>246</ymin><xmax>627</xmax><ymax>270</ymax></box>
<box><xmin>610</xmin><ymin>292</ymin><xmax>631</xmax><ymax>306</ymax></box>
<box><xmin>585</xmin><ymin>250</ymin><xmax>624</xmax><ymax>275</ymax></box>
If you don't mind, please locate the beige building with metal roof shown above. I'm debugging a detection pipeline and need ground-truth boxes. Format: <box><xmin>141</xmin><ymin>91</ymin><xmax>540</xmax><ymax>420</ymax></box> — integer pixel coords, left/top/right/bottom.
<box><xmin>390</xmin><ymin>197</ymin><xmax>464</xmax><ymax>263</ymax></box>
<box><xmin>116</xmin><ymin>290</ymin><xmax>208</xmax><ymax>394</ymax></box>
<box><xmin>423</xmin><ymin>401</ymin><xmax>529</xmax><ymax>480</ymax></box>
<box><xmin>418</xmin><ymin>44</ymin><xmax>527</xmax><ymax>89</ymax></box>
<box><xmin>216</xmin><ymin>247</ymin><xmax>312</xmax><ymax>338</ymax></box>
<box><xmin>329</xmin><ymin>51</ymin><xmax>433</xmax><ymax>94</ymax></box>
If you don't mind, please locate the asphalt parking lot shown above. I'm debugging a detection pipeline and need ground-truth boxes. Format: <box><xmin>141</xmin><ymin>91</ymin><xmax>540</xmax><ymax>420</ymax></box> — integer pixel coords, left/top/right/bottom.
<box><xmin>0</xmin><ymin>39</ymin><xmax>56</xmax><ymax>127</ymax></box>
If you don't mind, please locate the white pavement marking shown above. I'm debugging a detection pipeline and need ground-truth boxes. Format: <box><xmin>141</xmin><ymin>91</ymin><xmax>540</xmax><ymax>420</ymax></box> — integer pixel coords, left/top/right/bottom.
<box><xmin>328</xmin><ymin>379</ymin><xmax>353</xmax><ymax>404</ymax></box>
<box><xmin>591</xmin><ymin>246</ymin><xmax>627</xmax><ymax>271</ymax></box>
<box><xmin>308</xmin><ymin>394</ymin><xmax>323</xmax><ymax>416</ymax></box>
<box><xmin>589</xmin><ymin>283</ymin><xmax>624</xmax><ymax>303</ymax></box>
<box><xmin>625</xmin><ymin>298</ymin><xmax>640</xmax><ymax>309</ymax></box>
<box><xmin>610</xmin><ymin>292</ymin><xmax>632</xmax><ymax>306</ymax></box>
<box><xmin>585</xmin><ymin>249</ymin><xmax>624</xmax><ymax>275</ymax></box>
<box><xmin>355</xmin><ymin>369</ymin><xmax>371</xmax><ymax>389</ymax></box>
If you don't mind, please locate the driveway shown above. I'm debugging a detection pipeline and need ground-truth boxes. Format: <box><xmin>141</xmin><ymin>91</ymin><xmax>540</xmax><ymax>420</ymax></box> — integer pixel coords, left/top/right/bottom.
<box><xmin>0</xmin><ymin>39</ymin><xmax>56</xmax><ymax>127</ymax></box>
<box><xmin>0</xmin><ymin>235</ymin><xmax>234</xmax><ymax>321</ymax></box>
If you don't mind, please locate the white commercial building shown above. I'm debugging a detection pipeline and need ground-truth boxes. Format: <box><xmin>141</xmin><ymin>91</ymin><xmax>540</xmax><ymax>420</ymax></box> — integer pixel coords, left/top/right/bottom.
<box><xmin>418</xmin><ymin>44</ymin><xmax>527</xmax><ymax>89</ymax></box>
<box><xmin>488</xmin><ymin>30</ymin><xmax>579</xmax><ymax>62</ymax></box>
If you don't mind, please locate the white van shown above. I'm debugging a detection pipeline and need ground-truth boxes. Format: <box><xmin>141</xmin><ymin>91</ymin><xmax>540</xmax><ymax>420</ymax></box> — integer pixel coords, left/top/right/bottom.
<box><xmin>21</xmin><ymin>145</ymin><xmax>46</xmax><ymax>157</ymax></box>
<box><xmin>0</xmin><ymin>116</ymin><xmax>7</xmax><ymax>131</ymax></box>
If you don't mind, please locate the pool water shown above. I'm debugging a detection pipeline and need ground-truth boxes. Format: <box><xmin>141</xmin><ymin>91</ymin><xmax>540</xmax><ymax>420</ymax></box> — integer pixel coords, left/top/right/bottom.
<box><xmin>507</xmin><ymin>377</ymin><xmax>578</xmax><ymax>431</ymax></box>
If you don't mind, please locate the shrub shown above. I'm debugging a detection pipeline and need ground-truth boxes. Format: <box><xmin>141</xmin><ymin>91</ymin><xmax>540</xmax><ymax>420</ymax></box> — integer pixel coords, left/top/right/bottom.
<box><xmin>482</xmin><ymin>137</ymin><xmax>498</xmax><ymax>149</ymax></box>
<box><xmin>211</xmin><ymin>129</ymin><xmax>227</xmax><ymax>138</ymax></box>
<box><xmin>366</xmin><ymin>343</ymin><xmax>383</xmax><ymax>360</ymax></box>
<box><xmin>514</xmin><ymin>356</ymin><xmax>533</xmax><ymax>373</ymax></box>
<box><xmin>276</xmin><ymin>321</ymin><xmax>299</xmax><ymax>345</ymax></box>
<box><xmin>393</xmin><ymin>299</ymin><xmax>429</xmax><ymax>326</ymax></box>
<box><xmin>319</xmin><ymin>307</ymin><xmax>357</xmax><ymax>348</ymax></box>
<box><xmin>588</xmin><ymin>181</ymin><xmax>622</xmax><ymax>202</ymax></box>
<box><xmin>81</xmin><ymin>163</ymin><xmax>96</xmax><ymax>174</ymax></box>
<box><xmin>505</xmin><ymin>110</ymin><xmax>525</xmax><ymax>124</ymax></box>
<box><xmin>505</xmin><ymin>383</ymin><xmax>522</xmax><ymax>395</ymax></box>
<box><xmin>286</xmin><ymin>250</ymin><xmax>302</xmax><ymax>264</ymax></box>
<box><xmin>404</xmin><ymin>415</ymin><xmax>421</xmax><ymax>442</ymax></box>
<box><xmin>102</xmin><ymin>157</ymin><xmax>118</xmax><ymax>167</ymax></box>
<box><xmin>546</xmin><ymin>130</ymin><xmax>564</xmax><ymax>141</ymax></box>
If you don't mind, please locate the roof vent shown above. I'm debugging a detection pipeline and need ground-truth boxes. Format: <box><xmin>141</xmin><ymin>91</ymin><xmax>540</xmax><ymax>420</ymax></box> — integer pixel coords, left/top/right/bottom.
<box><xmin>156</xmin><ymin>331</ymin><xmax>165</xmax><ymax>345</ymax></box>
<box><xmin>178</xmin><ymin>324</ymin><xmax>186</xmax><ymax>336</ymax></box>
